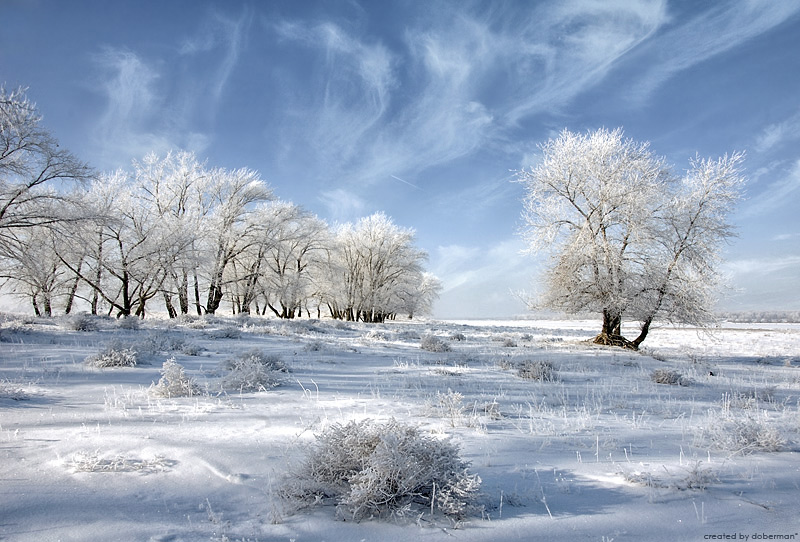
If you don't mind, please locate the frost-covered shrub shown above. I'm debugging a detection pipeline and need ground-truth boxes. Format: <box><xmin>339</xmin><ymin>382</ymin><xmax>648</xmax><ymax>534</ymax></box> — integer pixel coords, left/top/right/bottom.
<box><xmin>364</xmin><ymin>329</ymin><xmax>389</xmax><ymax>341</ymax></box>
<box><xmin>420</xmin><ymin>334</ymin><xmax>451</xmax><ymax>353</ymax></box>
<box><xmin>650</xmin><ymin>369</ymin><xmax>690</xmax><ymax>386</ymax></box>
<box><xmin>66</xmin><ymin>313</ymin><xmax>99</xmax><ymax>332</ymax></box>
<box><xmin>517</xmin><ymin>360</ymin><xmax>556</xmax><ymax>381</ymax></box>
<box><xmin>281</xmin><ymin>419</ymin><xmax>481</xmax><ymax>521</ymax></box>
<box><xmin>695</xmin><ymin>409</ymin><xmax>785</xmax><ymax>454</ymax></box>
<box><xmin>221</xmin><ymin>349</ymin><xmax>287</xmax><ymax>392</ymax></box>
<box><xmin>180</xmin><ymin>343</ymin><xmax>204</xmax><ymax>356</ymax></box>
<box><xmin>426</xmin><ymin>389</ymin><xmax>466</xmax><ymax>427</ymax></box>
<box><xmin>207</xmin><ymin>326</ymin><xmax>241</xmax><ymax>339</ymax></box>
<box><xmin>304</xmin><ymin>340</ymin><xmax>326</xmax><ymax>352</ymax></box>
<box><xmin>0</xmin><ymin>380</ymin><xmax>30</xmax><ymax>401</ymax></box>
<box><xmin>116</xmin><ymin>316</ymin><xmax>140</xmax><ymax>330</ymax></box>
<box><xmin>149</xmin><ymin>358</ymin><xmax>200</xmax><ymax>397</ymax></box>
<box><xmin>85</xmin><ymin>345</ymin><xmax>139</xmax><ymax>368</ymax></box>
<box><xmin>137</xmin><ymin>331</ymin><xmax>185</xmax><ymax>355</ymax></box>
<box><xmin>397</xmin><ymin>330</ymin><xmax>420</xmax><ymax>341</ymax></box>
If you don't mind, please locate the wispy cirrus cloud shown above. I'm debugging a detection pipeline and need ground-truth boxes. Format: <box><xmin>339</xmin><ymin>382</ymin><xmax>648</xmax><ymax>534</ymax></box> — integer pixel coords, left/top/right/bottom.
<box><xmin>267</xmin><ymin>1</ymin><xmax>671</xmax><ymax>196</ymax></box>
<box><xmin>181</xmin><ymin>7</ymin><xmax>252</xmax><ymax>107</ymax></box>
<box><xmin>431</xmin><ymin>238</ymin><xmax>531</xmax><ymax>317</ymax></box>
<box><xmin>91</xmin><ymin>47</ymin><xmax>172</xmax><ymax>167</ymax></box>
<box><xmin>91</xmin><ymin>8</ymin><xmax>252</xmax><ymax>169</ymax></box>
<box><xmin>755</xmin><ymin>108</ymin><xmax>800</xmax><ymax>153</ymax></box>
<box><xmin>743</xmin><ymin>159</ymin><xmax>800</xmax><ymax>216</ymax></box>
<box><xmin>626</xmin><ymin>1</ymin><xmax>800</xmax><ymax>104</ymax></box>
<box><xmin>273</xmin><ymin>20</ymin><xmax>396</xmax><ymax>171</ymax></box>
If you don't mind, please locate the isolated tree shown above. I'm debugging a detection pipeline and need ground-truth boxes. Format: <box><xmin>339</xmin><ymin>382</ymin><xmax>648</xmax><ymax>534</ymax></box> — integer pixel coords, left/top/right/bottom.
<box><xmin>627</xmin><ymin>153</ymin><xmax>745</xmax><ymax>346</ymax></box>
<box><xmin>518</xmin><ymin>128</ymin><xmax>743</xmax><ymax>348</ymax></box>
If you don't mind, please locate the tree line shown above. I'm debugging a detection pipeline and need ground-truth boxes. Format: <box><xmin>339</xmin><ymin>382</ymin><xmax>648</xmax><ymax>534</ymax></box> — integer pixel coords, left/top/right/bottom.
<box><xmin>0</xmin><ymin>87</ymin><xmax>439</xmax><ymax>321</ymax></box>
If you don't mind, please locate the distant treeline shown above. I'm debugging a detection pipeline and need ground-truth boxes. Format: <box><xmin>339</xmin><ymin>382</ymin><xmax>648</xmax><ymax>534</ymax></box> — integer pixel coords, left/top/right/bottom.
<box><xmin>717</xmin><ymin>311</ymin><xmax>800</xmax><ymax>323</ymax></box>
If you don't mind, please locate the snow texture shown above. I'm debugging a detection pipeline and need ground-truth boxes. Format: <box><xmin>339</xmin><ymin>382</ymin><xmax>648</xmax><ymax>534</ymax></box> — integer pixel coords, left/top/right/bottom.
<box><xmin>1</xmin><ymin>314</ymin><xmax>799</xmax><ymax>541</ymax></box>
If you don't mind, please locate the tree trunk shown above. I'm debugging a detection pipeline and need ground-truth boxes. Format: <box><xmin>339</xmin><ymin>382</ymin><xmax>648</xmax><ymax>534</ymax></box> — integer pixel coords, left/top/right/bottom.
<box><xmin>64</xmin><ymin>260</ymin><xmax>83</xmax><ymax>314</ymax></box>
<box><xmin>193</xmin><ymin>270</ymin><xmax>203</xmax><ymax>315</ymax></box>
<box><xmin>164</xmin><ymin>292</ymin><xmax>178</xmax><ymax>319</ymax></box>
<box><xmin>631</xmin><ymin>317</ymin><xmax>652</xmax><ymax>349</ymax></box>
<box><xmin>42</xmin><ymin>294</ymin><xmax>52</xmax><ymax>317</ymax></box>
<box><xmin>178</xmin><ymin>269</ymin><xmax>190</xmax><ymax>314</ymax></box>
<box><xmin>594</xmin><ymin>309</ymin><xmax>636</xmax><ymax>349</ymax></box>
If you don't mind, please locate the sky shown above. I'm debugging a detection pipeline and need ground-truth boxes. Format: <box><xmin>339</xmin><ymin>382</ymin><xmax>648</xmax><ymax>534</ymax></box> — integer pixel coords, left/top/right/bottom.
<box><xmin>1</xmin><ymin>0</ymin><xmax>799</xmax><ymax>318</ymax></box>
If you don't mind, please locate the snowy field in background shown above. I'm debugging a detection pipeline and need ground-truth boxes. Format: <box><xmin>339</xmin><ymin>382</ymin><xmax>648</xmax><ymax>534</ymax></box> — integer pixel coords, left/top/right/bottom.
<box><xmin>1</xmin><ymin>314</ymin><xmax>799</xmax><ymax>542</ymax></box>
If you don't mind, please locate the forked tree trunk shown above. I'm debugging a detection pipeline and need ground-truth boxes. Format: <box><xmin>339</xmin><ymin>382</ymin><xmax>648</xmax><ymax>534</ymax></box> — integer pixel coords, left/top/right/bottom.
<box><xmin>594</xmin><ymin>309</ymin><xmax>637</xmax><ymax>349</ymax></box>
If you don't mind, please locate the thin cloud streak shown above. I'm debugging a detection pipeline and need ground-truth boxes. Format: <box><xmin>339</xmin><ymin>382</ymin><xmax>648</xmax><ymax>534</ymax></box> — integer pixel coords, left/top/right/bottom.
<box><xmin>625</xmin><ymin>1</ymin><xmax>800</xmax><ymax>104</ymax></box>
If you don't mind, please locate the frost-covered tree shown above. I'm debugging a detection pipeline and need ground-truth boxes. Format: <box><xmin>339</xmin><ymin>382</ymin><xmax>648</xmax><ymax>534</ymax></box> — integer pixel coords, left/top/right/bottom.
<box><xmin>0</xmin><ymin>87</ymin><xmax>92</xmax><ymax>253</ymax></box>
<box><xmin>326</xmin><ymin>213</ymin><xmax>433</xmax><ymax>322</ymax></box>
<box><xmin>255</xmin><ymin>202</ymin><xmax>328</xmax><ymax>319</ymax></box>
<box><xmin>518</xmin><ymin>128</ymin><xmax>744</xmax><ymax>348</ymax></box>
<box><xmin>134</xmin><ymin>150</ymin><xmax>210</xmax><ymax>316</ymax></box>
<box><xmin>199</xmin><ymin>166</ymin><xmax>273</xmax><ymax>314</ymax></box>
<box><xmin>0</xmin><ymin>226</ymin><xmax>68</xmax><ymax>316</ymax></box>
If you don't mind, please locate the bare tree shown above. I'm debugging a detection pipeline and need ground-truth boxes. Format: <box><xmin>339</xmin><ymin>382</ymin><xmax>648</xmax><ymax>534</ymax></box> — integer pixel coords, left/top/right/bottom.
<box><xmin>134</xmin><ymin>150</ymin><xmax>210</xmax><ymax>316</ymax></box>
<box><xmin>0</xmin><ymin>227</ymin><xmax>67</xmax><ymax>316</ymax></box>
<box><xmin>200</xmin><ymin>167</ymin><xmax>273</xmax><ymax>314</ymax></box>
<box><xmin>518</xmin><ymin>128</ymin><xmax>743</xmax><ymax>348</ymax></box>
<box><xmin>327</xmin><ymin>213</ymin><xmax>430</xmax><ymax>323</ymax></box>
<box><xmin>246</xmin><ymin>201</ymin><xmax>329</xmax><ymax>318</ymax></box>
<box><xmin>0</xmin><ymin>87</ymin><xmax>92</xmax><ymax>253</ymax></box>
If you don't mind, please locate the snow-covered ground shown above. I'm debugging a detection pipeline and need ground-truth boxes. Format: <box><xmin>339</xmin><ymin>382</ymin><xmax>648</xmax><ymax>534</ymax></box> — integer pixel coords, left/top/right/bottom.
<box><xmin>1</xmin><ymin>313</ymin><xmax>798</xmax><ymax>542</ymax></box>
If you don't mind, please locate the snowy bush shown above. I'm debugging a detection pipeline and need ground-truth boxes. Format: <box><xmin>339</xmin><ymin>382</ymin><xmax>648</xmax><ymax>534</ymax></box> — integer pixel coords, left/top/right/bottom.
<box><xmin>0</xmin><ymin>380</ymin><xmax>30</xmax><ymax>401</ymax></box>
<box><xmin>116</xmin><ymin>316</ymin><xmax>140</xmax><ymax>330</ymax></box>
<box><xmin>397</xmin><ymin>330</ymin><xmax>420</xmax><ymax>341</ymax></box>
<box><xmin>207</xmin><ymin>326</ymin><xmax>242</xmax><ymax>339</ymax></box>
<box><xmin>84</xmin><ymin>345</ymin><xmax>139</xmax><ymax>368</ymax></box>
<box><xmin>303</xmin><ymin>340</ymin><xmax>326</xmax><ymax>352</ymax></box>
<box><xmin>221</xmin><ymin>349</ymin><xmax>287</xmax><ymax>392</ymax></box>
<box><xmin>517</xmin><ymin>360</ymin><xmax>556</xmax><ymax>381</ymax></box>
<box><xmin>180</xmin><ymin>343</ymin><xmax>204</xmax><ymax>356</ymax></box>
<box><xmin>650</xmin><ymin>369</ymin><xmax>690</xmax><ymax>386</ymax></box>
<box><xmin>137</xmin><ymin>331</ymin><xmax>186</xmax><ymax>355</ymax></box>
<box><xmin>281</xmin><ymin>419</ymin><xmax>481</xmax><ymax>521</ymax></box>
<box><xmin>695</xmin><ymin>409</ymin><xmax>785</xmax><ymax>454</ymax></box>
<box><xmin>65</xmin><ymin>313</ymin><xmax>99</xmax><ymax>332</ymax></box>
<box><xmin>420</xmin><ymin>334</ymin><xmax>451</xmax><ymax>353</ymax></box>
<box><xmin>149</xmin><ymin>358</ymin><xmax>201</xmax><ymax>397</ymax></box>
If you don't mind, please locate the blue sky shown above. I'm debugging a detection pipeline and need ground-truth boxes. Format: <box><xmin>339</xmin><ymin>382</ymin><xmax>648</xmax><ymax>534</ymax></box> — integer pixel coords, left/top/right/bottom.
<box><xmin>2</xmin><ymin>0</ymin><xmax>799</xmax><ymax>318</ymax></box>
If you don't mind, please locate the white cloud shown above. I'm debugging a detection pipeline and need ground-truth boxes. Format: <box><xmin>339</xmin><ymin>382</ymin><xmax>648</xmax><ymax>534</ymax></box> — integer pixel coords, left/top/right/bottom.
<box><xmin>724</xmin><ymin>255</ymin><xmax>800</xmax><ymax>276</ymax></box>
<box><xmin>91</xmin><ymin>48</ymin><xmax>173</xmax><ymax>167</ymax></box>
<box><xmin>318</xmin><ymin>188</ymin><xmax>366</xmax><ymax>224</ymax></box>
<box><xmin>743</xmin><ymin>159</ymin><xmax>800</xmax><ymax>216</ymax></box>
<box><xmin>755</xmin><ymin>109</ymin><xmax>800</xmax><ymax>153</ymax></box>
<box><xmin>627</xmin><ymin>1</ymin><xmax>800</xmax><ymax>103</ymax></box>
<box><xmin>430</xmin><ymin>238</ymin><xmax>534</xmax><ymax>318</ymax></box>
<box><xmin>772</xmin><ymin>232</ymin><xmax>800</xmax><ymax>242</ymax></box>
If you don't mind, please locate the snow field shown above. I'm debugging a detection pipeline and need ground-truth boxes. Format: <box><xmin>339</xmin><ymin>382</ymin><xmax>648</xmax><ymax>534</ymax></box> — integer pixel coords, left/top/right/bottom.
<box><xmin>1</xmin><ymin>314</ymin><xmax>799</xmax><ymax>541</ymax></box>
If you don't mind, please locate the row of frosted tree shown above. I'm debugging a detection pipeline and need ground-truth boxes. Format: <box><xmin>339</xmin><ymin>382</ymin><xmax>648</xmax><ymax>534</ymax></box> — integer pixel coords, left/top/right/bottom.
<box><xmin>1</xmin><ymin>87</ymin><xmax>439</xmax><ymax>321</ymax></box>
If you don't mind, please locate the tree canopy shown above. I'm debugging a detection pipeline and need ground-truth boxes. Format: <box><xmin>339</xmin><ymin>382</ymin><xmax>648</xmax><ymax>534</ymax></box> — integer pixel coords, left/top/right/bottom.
<box><xmin>517</xmin><ymin>128</ymin><xmax>745</xmax><ymax>348</ymax></box>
